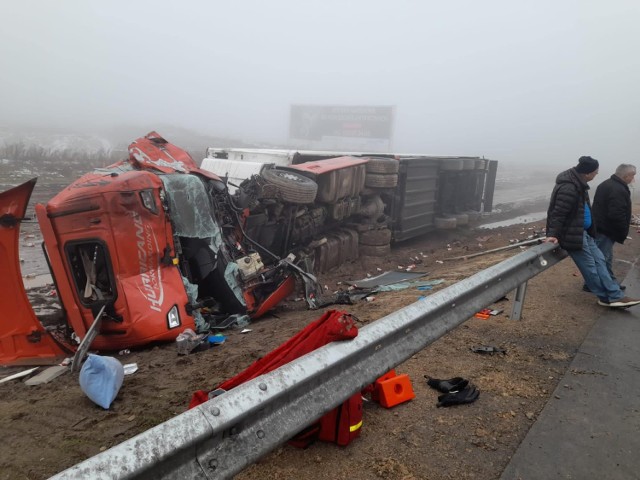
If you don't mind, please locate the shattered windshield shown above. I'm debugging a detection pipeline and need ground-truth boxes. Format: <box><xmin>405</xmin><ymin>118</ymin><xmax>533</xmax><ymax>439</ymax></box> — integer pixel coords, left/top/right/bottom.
<box><xmin>160</xmin><ymin>174</ymin><xmax>222</xmax><ymax>249</ymax></box>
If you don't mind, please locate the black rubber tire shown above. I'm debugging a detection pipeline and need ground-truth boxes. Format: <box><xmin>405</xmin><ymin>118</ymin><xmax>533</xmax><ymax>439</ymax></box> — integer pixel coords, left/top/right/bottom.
<box><xmin>434</xmin><ymin>216</ymin><xmax>457</xmax><ymax>229</ymax></box>
<box><xmin>366</xmin><ymin>157</ymin><xmax>399</xmax><ymax>174</ymax></box>
<box><xmin>365</xmin><ymin>173</ymin><xmax>398</xmax><ymax>188</ymax></box>
<box><xmin>462</xmin><ymin>159</ymin><xmax>476</xmax><ymax>170</ymax></box>
<box><xmin>465</xmin><ymin>210</ymin><xmax>482</xmax><ymax>222</ymax></box>
<box><xmin>359</xmin><ymin>243</ymin><xmax>391</xmax><ymax>257</ymax></box>
<box><xmin>447</xmin><ymin>213</ymin><xmax>469</xmax><ymax>226</ymax></box>
<box><xmin>261</xmin><ymin>168</ymin><xmax>318</xmax><ymax>204</ymax></box>
<box><xmin>359</xmin><ymin>228</ymin><xmax>392</xmax><ymax>246</ymax></box>
<box><xmin>440</xmin><ymin>159</ymin><xmax>464</xmax><ymax>171</ymax></box>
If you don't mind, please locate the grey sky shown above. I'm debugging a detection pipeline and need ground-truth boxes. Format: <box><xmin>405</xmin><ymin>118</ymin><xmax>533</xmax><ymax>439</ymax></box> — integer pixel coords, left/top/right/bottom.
<box><xmin>1</xmin><ymin>1</ymin><xmax>639</xmax><ymax>168</ymax></box>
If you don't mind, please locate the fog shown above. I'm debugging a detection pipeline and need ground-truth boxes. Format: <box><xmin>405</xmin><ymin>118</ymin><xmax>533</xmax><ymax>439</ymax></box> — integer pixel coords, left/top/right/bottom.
<box><xmin>1</xmin><ymin>1</ymin><xmax>639</xmax><ymax>171</ymax></box>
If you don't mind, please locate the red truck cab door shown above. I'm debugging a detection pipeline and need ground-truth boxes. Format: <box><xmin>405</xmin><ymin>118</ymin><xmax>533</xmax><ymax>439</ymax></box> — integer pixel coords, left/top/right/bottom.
<box><xmin>0</xmin><ymin>179</ymin><xmax>69</xmax><ymax>366</ymax></box>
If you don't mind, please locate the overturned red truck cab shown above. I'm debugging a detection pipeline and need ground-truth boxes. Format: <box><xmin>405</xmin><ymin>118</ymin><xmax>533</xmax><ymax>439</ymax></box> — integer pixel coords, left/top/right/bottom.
<box><xmin>1</xmin><ymin>133</ymin><xmax>322</xmax><ymax>364</ymax></box>
<box><xmin>1</xmin><ymin>132</ymin><xmax>497</xmax><ymax>365</ymax></box>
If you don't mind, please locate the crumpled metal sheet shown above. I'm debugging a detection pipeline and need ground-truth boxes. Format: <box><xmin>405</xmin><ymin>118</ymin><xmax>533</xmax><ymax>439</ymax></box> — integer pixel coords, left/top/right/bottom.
<box><xmin>345</xmin><ymin>270</ymin><xmax>428</xmax><ymax>288</ymax></box>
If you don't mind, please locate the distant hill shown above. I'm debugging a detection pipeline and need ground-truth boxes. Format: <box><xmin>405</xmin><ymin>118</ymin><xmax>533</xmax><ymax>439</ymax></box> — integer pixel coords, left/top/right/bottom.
<box><xmin>0</xmin><ymin>125</ymin><xmax>262</xmax><ymax>166</ymax></box>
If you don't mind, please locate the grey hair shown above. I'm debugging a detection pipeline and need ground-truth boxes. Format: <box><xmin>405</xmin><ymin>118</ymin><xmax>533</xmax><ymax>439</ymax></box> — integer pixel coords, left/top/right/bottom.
<box><xmin>615</xmin><ymin>164</ymin><xmax>636</xmax><ymax>176</ymax></box>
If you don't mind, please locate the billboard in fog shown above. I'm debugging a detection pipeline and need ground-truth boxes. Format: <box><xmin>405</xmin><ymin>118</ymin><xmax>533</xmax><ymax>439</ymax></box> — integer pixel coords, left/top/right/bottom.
<box><xmin>289</xmin><ymin>105</ymin><xmax>395</xmax><ymax>150</ymax></box>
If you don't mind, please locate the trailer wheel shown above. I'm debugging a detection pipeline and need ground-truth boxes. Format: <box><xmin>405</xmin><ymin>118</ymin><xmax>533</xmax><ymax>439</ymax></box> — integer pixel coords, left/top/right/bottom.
<box><xmin>366</xmin><ymin>157</ymin><xmax>399</xmax><ymax>174</ymax></box>
<box><xmin>261</xmin><ymin>168</ymin><xmax>318</xmax><ymax>204</ymax></box>
<box><xmin>440</xmin><ymin>160</ymin><xmax>464</xmax><ymax>171</ymax></box>
<box><xmin>359</xmin><ymin>228</ymin><xmax>392</xmax><ymax>246</ymax></box>
<box><xmin>462</xmin><ymin>159</ymin><xmax>476</xmax><ymax>170</ymax></box>
<box><xmin>447</xmin><ymin>213</ymin><xmax>469</xmax><ymax>226</ymax></box>
<box><xmin>434</xmin><ymin>216</ymin><xmax>457</xmax><ymax>229</ymax></box>
<box><xmin>465</xmin><ymin>210</ymin><xmax>482</xmax><ymax>222</ymax></box>
<box><xmin>365</xmin><ymin>173</ymin><xmax>398</xmax><ymax>188</ymax></box>
<box><xmin>474</xmin><ymin>159</ymin><xmax>488</xmax><ymax>170</ymax></box>
<box><xmin>359</xmin><ymin>243</ymin><xmax>391</xmax><ymax>257</ymax></box>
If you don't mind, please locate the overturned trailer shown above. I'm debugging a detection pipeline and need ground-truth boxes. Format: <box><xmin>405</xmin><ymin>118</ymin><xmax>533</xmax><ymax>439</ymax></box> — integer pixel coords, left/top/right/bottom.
<box><xmin>0</xmin><ymin>133</ymin><xmax>497</xmax><ymax>365</ymax></box>
<box><xmin>202</xmin><ymin>147</ymin><xmax>497</xmax><ymax>270</ymax></box>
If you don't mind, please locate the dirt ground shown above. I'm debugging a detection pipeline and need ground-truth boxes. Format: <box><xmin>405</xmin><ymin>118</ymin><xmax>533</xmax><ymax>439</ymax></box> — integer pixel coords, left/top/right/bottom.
<box><xmin>2</xmin><ymin>197</ymin><xmax>639</xmax><ymax>480</ymax></box>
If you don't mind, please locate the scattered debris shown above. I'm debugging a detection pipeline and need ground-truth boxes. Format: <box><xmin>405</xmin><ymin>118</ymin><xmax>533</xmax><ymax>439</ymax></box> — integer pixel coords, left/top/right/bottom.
<box><xmin>0</xmin><ymin>367</ymin><xmax>39</xmax><ymax>384</ymax></box>
<box><xmin>241</xmin><ymin>329</ymin><xmax>252</xmax><ymax>334</ymax></box>
<box><xmin>474</xmin><ymin>309</ymin><xmax>492</xmax><ymax>320</ymax></box>
<box><xmin>207</xmin><ymin>335</ymin><xmax>226</xmax><ymax>345</ymax></box>
<box><xmin>346</xmin><ymin>271</ymin><xmax>428</xmax><ymax>289</ymax></box>
<box><xmin>123</xmin><ymin>363</ymin><xmax>138</xmax><ymax>375</ymax></box>
<box><xmin>375</xmin><ymin>279</ymin><xmax>444</xmax><ymax>292</ymax></box>
<box><xmin>24</xmin><ymin>365</ymin><xmax>68</xmax><ymax>386</ymax></box>
<box><xmin>471</xmin><ymin>345</ymin><xmax>507</xmax><ymax>355</ymax></box>
<box><xmin>444</xmin><ymin>237</ymin><xmax>543</xmax><ymax>261</ymax></box>
<box><xmin>176</xmin><ymin>329</ymin><xmax>206</xmax><ymax>355</ymax></box>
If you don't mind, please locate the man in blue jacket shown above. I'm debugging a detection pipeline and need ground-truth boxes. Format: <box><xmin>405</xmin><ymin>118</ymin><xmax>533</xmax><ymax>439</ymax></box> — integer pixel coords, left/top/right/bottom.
<box><xmin>544</xmin><ymin>156</ymin><xmax>640</xmax><ymax>308</ymax></box>
<box><xmin>592</xmin><ymin>164</ymin><xmax>636</xmax><ymax>287</ymax></box>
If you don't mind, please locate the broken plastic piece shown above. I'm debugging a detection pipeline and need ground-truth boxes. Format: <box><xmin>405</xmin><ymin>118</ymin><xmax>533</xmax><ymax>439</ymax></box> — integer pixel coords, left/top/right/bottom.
<box><xmin>474</xmin><ymin>308</ymin><xmax>492</xmax><ymax>320</ymax></box>
<box><xmin>207</xmin><ymin>334</ymin><xmax>226</xmax><ymax>345</ymax></box>
<box><xmin>471</xmin><ymin>345</ymin><xmax>507</xmax><ymax>355</ymax></box>
<box><xmin>176</xmin><ymin>328</ymin><xmax>206</xmax><ymax>355</ymax></box>
<box><xmin>123</xmin><ymin>363</ymin><xmax>138</xmax><ymax>375</ymax></box>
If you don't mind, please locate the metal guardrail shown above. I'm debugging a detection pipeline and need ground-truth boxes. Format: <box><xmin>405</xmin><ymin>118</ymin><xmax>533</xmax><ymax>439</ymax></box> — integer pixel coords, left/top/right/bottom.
<box><xmin>50</xmin><ymin>242</ymin><xmax>566</xmax><ymax>480</ymax></box>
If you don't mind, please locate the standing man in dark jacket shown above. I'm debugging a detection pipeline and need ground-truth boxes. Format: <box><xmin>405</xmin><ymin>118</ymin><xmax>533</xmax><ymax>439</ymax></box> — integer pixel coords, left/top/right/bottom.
<box><xmin>592</xmin><ymin>164</ymin><xmax>636</xmax><ymax>286</ymax></box>
<box><xmin>544</xmin><ymin>156</ymin><xmax>640</xmax><ymax>308</ymax></box>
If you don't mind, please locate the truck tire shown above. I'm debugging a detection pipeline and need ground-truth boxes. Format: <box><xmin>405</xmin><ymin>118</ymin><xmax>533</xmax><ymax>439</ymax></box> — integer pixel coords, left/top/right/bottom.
<box><xmin>462</xmin><ymin>159</ymin><xmax>476</xmax><ymax>170</ymax></box>
<box><xmin>359</xmin><ymin>243</ymin><xmax>391</xmax><ymax>257</ymax></box>
<box><xmin>261</xmin><ymin>168</ymin><xmax>318</xmax><ymax>204</ymax></box>
<box><xmin>447</xmin><ymin>213</ymin><xmax>469</xmax><ymax>226</ymax></box>
<box><xmin>434</xmin><ymin>216</ymin><xmax>457</xmax><ymax>229</ymax></box>
<box><xmin>465</xmin><ymin>210</ymin><xmax>482</xmax><ymax>222</ymax></box>
<box><xmin>366</xmin><ymin>157</ymin><xmax>399</xmax><ymax>174</ymax></box>
<box><xmin>359</xmin><ymin>228</ymin><xmax>392</xmax><ymax>246</ymax></box>
<box><xmin>440</xmin><ymin>160</ymin><xmax>464</xmax><ymax>171</ymax></box>
<box><xmin>365</xmin><ymin>173</ymin><xmax>398</xmax><ymax>188</ymax></box>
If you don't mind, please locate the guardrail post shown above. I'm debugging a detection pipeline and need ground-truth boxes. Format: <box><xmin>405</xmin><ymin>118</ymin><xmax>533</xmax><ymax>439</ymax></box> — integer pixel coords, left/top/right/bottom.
<box><xmin>510</xmin><ymin>281</ymin><xmax>528</xmax><ymax>320</ymax></box>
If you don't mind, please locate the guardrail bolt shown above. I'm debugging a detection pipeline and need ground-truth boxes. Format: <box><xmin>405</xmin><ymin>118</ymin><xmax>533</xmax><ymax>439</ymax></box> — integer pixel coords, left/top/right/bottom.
<box><xmin>257</xmin><ymin>430</ymin><xmax>265</xmax><ymax>439</ymax></box>
<box><xmin>539</xmin><ymin>257</ymin><xmax>548</xmax><ymax>267</ymax></box>
<box><xmin>211</xmin><ymin>407</ymin><xmax>220</xmax><ymax>416</ymax></box>
<box><xmin>208</xmin><ymin>459</ymin><xmax>218</xmax><ymax>471</ymax></box>
<box><xmin>259</xmin><ymin>383</ymin><xmax>267</xmax><ymax>391</ymax></box>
